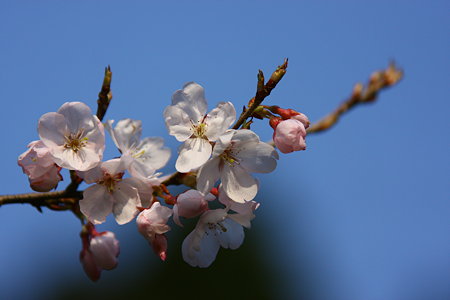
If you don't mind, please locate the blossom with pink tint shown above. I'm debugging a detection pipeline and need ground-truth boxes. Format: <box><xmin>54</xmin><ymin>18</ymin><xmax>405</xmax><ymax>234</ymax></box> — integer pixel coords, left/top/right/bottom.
<box><xmin>273</xmin><ymin>119</ymin><xmax>308</xmax><ymax>154</ymax></box>
<box><xmin>18</xmin><ymin>140</ymin><xmax>62</xmax><ymax>192</ymax></box>
<box><xmin>38</xmin><ymin>101</ymin><xmax>105</xmax><ymax>171</ymax></box>
<box><xmin>182</xmin><ymin>208</ymin><xmax>254</xmax><ymax>268</ymax></box>
<box><xmin>79</xmin><ymin>158</ymin><xmax>153</xmax><ymax>225</ymax></box>
<box><xmin>80</xmin><ymin>228</ymin><xmax>119</xmax><ymax>282</ymax></box>
<box><xmin>137</xmin><ymin>202</ymin><xmax>173</xmax><ymax>261</ymax></box>
<box><xmin>173</xmin><ymin>189</ymin><xmax>215</xmax><ymax>227</ymax></box>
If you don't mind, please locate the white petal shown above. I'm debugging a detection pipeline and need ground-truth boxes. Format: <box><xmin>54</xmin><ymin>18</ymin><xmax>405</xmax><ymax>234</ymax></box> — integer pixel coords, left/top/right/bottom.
<box><xmin>196</xmin><ymin>156</ymin><xmax>221</xmax><ymax>195</ymax></box>
<box><xmin>77</xmin><ymin>165</ymin><xmax>103</xmax><ymax>184</ymax></box>
<box><xmin>205</xmin><ymin>102</ymin><xmax>236</xmax><ymax>141</ymax></box>
<box><xmin>175</xmin><ymin>138</ymin><xmax>212</xmax><ymax>173</ymax></box>
<box><xmin>228</xmin><ymin>212</ymin><xmax>255</xmax><ymax>229</ymax></box>
<box><xmin>221</xmin><ymin>164</ymin><xmax>258</xmax><ymax>203</ymax></box>
<box><xmin>53</xmin><ymin>147</ymin><xmax>99</xmax><ymax>171</ymax></box>
<box><xmin>106</xmin><ymin>119</ymin><xmax>142</xmax><ymax>151</ymax></box>
<box><xmin>135</xmin><ymin>137</ymin><xmax>171</xmax><ymax>171</ymax></box>
<box><xmin>163</xmin><ymin>105</ymin><xmax>194</xmax><ymax>141</ymax></box>
<box><xmin>217</xmin><ymin>218</ymin><xmax>244</xmax><ymax>249</ymax></box>
<box><xmin>101</xmin><ymin>158</ymin><xmax>127</xmax><ymax>175</ymax></box>
<box><xmin>38</xmin><ymin>112</ymin><xmax>69</xmax><ymax>148</ymax></box>
<box><xmin>237</xmin><ymin>142</ymin><xmax>279</xmax><ymax>174</ymax></box>
<box><xmin>57</xmin><ymin>102</ymin><xmax>96</xmax><ymax>134</ymax></box>
<box><xmin>80</xmin><ymin>184</ymin><xmax>113</xmax><ymax>224</ymax></box>
<box><xmin>112</xmin><ymin>182</ymin><xmax>141</xmax><ymax>225</ymax></box>
<box><xmin>182</xmin><ymin>229</ymin><xmax>220</xmax><ymax>268</ymax></box>
<box><xmin>171</xmin><ymin>82</ymin><xmax>207</xmax><ymax>121</ymax></box>
<box><xmin>212</xmin><ymin>130</ymin><xmax>235</xmax><ymax>157</ymax></box>
<box><xmin>218</xmin><ymin>185</ymin><xmax>260</xmax><ymax>215</ymax></box>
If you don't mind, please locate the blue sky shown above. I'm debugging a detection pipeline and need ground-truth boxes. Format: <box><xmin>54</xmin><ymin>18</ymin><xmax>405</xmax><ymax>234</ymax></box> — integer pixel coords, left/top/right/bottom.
<box><xmin>0</xmin><ymin>1</ymin><xmax>449</xmax><ymax>299</ymax></box>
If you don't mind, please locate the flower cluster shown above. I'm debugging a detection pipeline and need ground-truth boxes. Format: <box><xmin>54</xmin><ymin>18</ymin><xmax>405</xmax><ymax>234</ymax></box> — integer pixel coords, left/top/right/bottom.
<box><xmin>18</xmin><ymin>81</ymin><xmax>309</xmax><ymax>280</ymax></box>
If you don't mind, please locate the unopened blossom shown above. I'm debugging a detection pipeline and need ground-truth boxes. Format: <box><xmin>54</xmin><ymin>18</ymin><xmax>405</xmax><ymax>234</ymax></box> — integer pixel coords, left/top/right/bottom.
<box><xmin>273</xmin><ymin>119</ymin><xmax>308</xmax><ymax>153</ymax></box>
<box><xmin>80</xmin><ymin>229</ymin><xmax>119</xmax><ymax>282</ymax></box>
<box><xmin>79</xmin><ymin>158</ymin><xmax>153</xmax><ymax>225</ymax></box>
<box><xmin>18</xmin><ymin>140</ymin><xmax>62</xmax><ymax>192</ymax></box>
<box><xmin>164</xmin><ymin>82</ymin><xmax>236</xmax><ymax>172</ymax></box>
<box><xmin>197</xmin><ymin>129</ymin><xmax>278</xmax><ymax>203</ymax></box>
<box><xmin>182</xmin><ymin>208</ymin><xmax>254</xmax><ymax>268</ymax></box>
<box><xmin>137</xmin><ymin>202</ymin><xmax>173</xmax><ymax>261</ymax></box>
<box><xmin>105</xmin><ymin>119</ymin><xmax>170</xmax><ymax>178</ymax></box>
<box><xmin>38</xmin><ymin>102</ymin><xmax>105</xmax><ymax>171</ymax></box>
<box><xmin>173</xmin><ymin>189</ymin><xmax>215</xmax><ymax>227</ymax></box>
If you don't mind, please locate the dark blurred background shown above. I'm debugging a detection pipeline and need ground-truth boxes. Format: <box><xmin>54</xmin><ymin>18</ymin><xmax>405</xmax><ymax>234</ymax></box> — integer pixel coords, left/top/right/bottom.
<box><xmin>0</xmin><ymin>1</ymin><xmax>449</xmax><ymax>300</ymax></box>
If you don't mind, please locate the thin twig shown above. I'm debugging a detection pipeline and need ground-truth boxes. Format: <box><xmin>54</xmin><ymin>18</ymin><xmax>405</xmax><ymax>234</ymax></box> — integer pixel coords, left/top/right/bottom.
<box><xmin>232</xmin><ymin>59</ymin><xmax>288</xmax><ymax>129</ymax></box>
<box><xmin>307</xmin><ymin>63</ymin><xmax>403</xmax><ymax>134</ymax></box>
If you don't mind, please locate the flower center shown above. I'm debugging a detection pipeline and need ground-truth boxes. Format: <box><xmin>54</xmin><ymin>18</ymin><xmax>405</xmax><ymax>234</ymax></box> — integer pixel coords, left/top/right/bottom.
<box><xmin>220</xmin><ymin>147</ymin><xmax>240</xmax><ymax>166</ymax></box>
<box><xmin>64</xmin><ymin>131</ymin><xmax>88</xmax><ymax>153</ymax></box>
<box><xmin>100</xmin><ymin>173</ymin><xmax>123</xmax><ymax>193</ymax></box>
<box><xmin>191</xmin><ymin>122</ymin><xmax>207</xmax><ymax>139</ymax></box>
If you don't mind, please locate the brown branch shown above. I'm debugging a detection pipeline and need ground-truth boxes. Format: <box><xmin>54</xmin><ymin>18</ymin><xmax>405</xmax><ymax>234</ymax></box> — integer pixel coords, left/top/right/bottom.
<box><xmin>0</xmin><ymin>191</ymin><xmax>82</xmax><ymax>210</ymax></box>
<box><xmin>307</xmin><ymin>62</ymin><xmax>403</xmax><ymax>134</ymax></box>
<box><xmin>0</xmin><ymin>62</ymin><xmax>402</xmax><ymax>211</ymax></box>
<box><xmin>232</xmin><ymin>59</ymin><xmax>288</xmax><ymax>129</ymax></box>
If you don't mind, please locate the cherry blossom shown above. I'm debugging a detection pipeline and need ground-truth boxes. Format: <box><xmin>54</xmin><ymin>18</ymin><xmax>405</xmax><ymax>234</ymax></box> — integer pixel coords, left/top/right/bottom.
<box><xmin>105</xmin><ymin>119</ymin><xmax>170</xmax><ymax>178</ymax></box>
<box><xmin>18</xmin><ymin>140</ymin><xmax>63</xmax><ymax>192</ymax></box>
<box><xmin>173</xmin><ymin>189</ymin><xmax>215</xmax><ymax>227</ymax></box>
<box><xmin>197</xmin><ymin>129</ymin><xmax>278</xmax><ymax>203</ymax></box>
<box><xmin>80</xmin><ymin>229</ymin><xmax>119</xmax><ymax>282</ymax></box>
<box><xmin>164</xmin><ymin>82</ymin><xmax>236</xmax><ymax>172</ymax></box>
<box><xmin>38</xmin><ymin>102</ymin><xmax>105</xmax><ymax>171</ymax></box>
<box><xmin>137</xmin><ymin>202</ymin><xmax>173</xmax><ymax>261</ymax></box>
<box><xmin>182</xmin><ymin>208</ymin><xmax>254</xmax><ymax>268</ymax></box>
<box><xmin>79</xmin><ymin>158</ymin><xmax>152</xmax><ymax>225</ymax></box>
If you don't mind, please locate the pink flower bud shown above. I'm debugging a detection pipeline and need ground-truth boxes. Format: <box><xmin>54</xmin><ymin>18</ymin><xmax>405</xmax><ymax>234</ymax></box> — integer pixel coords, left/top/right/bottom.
<box><xmin>151</xmin><ymin>234</ymin><xmax>168</xmax><ymax>261</ymax></box>
<box><xmin>273</xmin><ymin>119</ymin><xmax>307</xmax><ymax>154</ymax></box>
<box><xmin>173</xmin><ymin>190</ymin><xmax>214</xmax><ymax>226</ymax></box>
<box><xmin>89</xmin><ymin>232</ymin><xmax>120</xmax><ymax>270</ymax></box>
<box><xmin>79</xmin><ymin>228</ymin><xmax>119</xmax><ymax>282</ymax></box>
<box><xmin>291</xmin><ymin>113</ymin><xmax>310</xmax><ymax>129</ymax></box>
<box><xmin>80</xmin><ymin>249</ymin><xmax>101</xmax><ymax>282</ymax></box>
<box><xmin>136</xmin><ymin>203</ymin><xmax>173</xmax><ymax>261</ymax></box>
<box><xmin>29</xmin><ymin>166</ymin><xmax>63</xmax><ymax>192</ymax></box>
<box><xmin>18</xmin><ymin>140</ymin><xmax>63</xmax><ymax>192</ymax></box>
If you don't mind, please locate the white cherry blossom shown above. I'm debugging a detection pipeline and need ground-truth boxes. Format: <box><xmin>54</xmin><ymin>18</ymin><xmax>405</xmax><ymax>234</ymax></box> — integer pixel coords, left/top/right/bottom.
<box><xmin>182</xmin><ymin>208</ymin><xmax>254</xmax><ymax>268</ymax></box>
<box><xmin>79</xmin><ymin>158</ymin><xmax>152</xmax><ymax>225</ymax></box>
<box><xmin>197</xmin><ymin>129</ymin><xmax>279</xmax><ymax>203</ymax></box>
<box><xmin>38</xmin><ymin>102</ymin><xmax>105</xmax><ymax>171</ymax></box>
<box><xmin>164</xmin><ymin>82</ymin><xmax>236</xmax><ymax>172</ymax></box>
<box><xmin>105</xmin><ymin>119</ymin><xmax>170</xmax><ymax>178</ymax></box>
